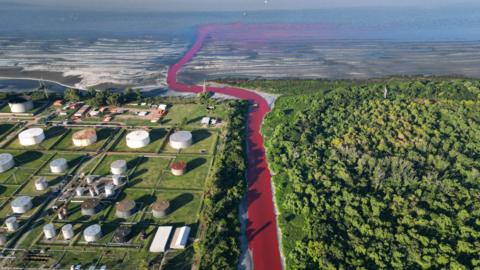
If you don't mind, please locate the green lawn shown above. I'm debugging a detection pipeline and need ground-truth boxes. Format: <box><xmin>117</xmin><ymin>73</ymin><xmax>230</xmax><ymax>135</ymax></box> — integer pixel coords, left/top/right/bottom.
<box><xmin>6</xmin><ymin>126</ymin><xmax>68</xmax><ymax>150</ymax></box>
<box><xmin>112</xmin><ymin>128</ymin><xmax>169</xmax><ymax>153</ymax></box>
<box><xmin>158</xmin><ymin>156</ymin><xmax>209</xmax><ymax>190</ymax></box>
<box><xmin>54</xmin><ymin>128</ymin><xmax>116</xmax><ymax>151</ymax></box>
<box><xmin>129</xmin><ymin>156</ymin><xmax>171</xmax><ymax>188</ymax></box>
<box><xmin>18</xmin><ymin>175</ymin><xmax>65</xmax><ymax>196</ymax></box>
<box><xmin>161</xmin><ymin>103</ymin><xmax>228</xmax><ymax>128</ymax></box>
<box><xmin>162</xmin><ymin>129</ymin><xmax>217</xmax><ymax>155</ymax></box>
<box><xmin>38</xmin><ymin>153</ymin><xmax>86</xmax><ymax>175</ymax></box>
<box><xmin>145</xmin><ymin>191</ymin><xmax>202</xmax><ymax>225</ymax></box>
<box><xmin>91</xmin><ymin>154</ymin><xmax>140</xmax><ymax>177</ymax></box>
<box><xmin>0</xmin><ymin>184</ymin><xmax>20</xmax><ymax>198</ymax></box>
<box><xmin>0</xmin><ymin>150</ymin><xmax>53</xmax><ymax>184</ymax></box>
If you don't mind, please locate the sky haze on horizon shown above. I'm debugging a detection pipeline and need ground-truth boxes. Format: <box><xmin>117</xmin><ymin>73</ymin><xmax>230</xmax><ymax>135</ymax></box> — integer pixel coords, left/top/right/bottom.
<box><xmin>1</xmin><ymin>0</ymin><xmax>477</xmax><ymax>11</ymax></box>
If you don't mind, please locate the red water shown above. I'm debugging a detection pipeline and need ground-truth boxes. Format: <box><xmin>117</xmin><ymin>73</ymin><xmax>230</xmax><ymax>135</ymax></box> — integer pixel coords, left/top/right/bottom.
<box><xmin>167</xmin><ymin>24</ymin><xmax>283</xmax><ymax>270</ymax></box>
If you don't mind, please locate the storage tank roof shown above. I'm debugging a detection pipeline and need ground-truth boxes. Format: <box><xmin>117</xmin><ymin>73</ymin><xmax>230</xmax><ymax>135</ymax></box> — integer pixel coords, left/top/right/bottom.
<box><xmin>0</xmin><ymin>153</ymin><xmax>13</xmax><ymax>165</ymax></box>
<box><xmin>8</xmin><ymin>97</ymin><xmax>30</xmax><ymax>104</ymax></box>
<box><xmin>170</xmin><ymin>131</ymin><xmax>192</xmax><ymax>142</ymax></box>
<box><xmin>152</xmin><ymin>200</ymin><xmax>170</xmax><ymax>211</ymax></box>
<box><xmin>19</xmin><ymin>128</ymin><xmax>44</xmax><ymax>138</ymax></box>
<box><xmin>11</xmin><ymin>196</ymin><xmax>32</xmax><ymax>208</ymax></box>
<box><xmin>62</xmin><ymin>224</ymin><xmax>73</xmax><ymax>231</ymax></box>
<box><xmin>81</xmin><ymin>198</ymin><xmax>100</xmax><ymax>209</ymax></box>
<box><xmin>72</xmin><ymin>128</ymin><xmax>97</xmax><ymax>140</ymax></box>
<box><xmin>111</xmin><ymin>160</ymin><xmax>127</xmax><ymax>169</ymax></box>
<box><xmin>50</xmin><ymin>158</ymin><xmax>67</xmax><ymax>167</ymax></box>
<box><xmin>116</xmin><ymin>199</ymin><xmax>136</xmax><ymax>212</ymax></box>
<box><xmin>84</xmin><ymin>224</ymin><xmax>101</xmax><ymax>236</ymax></box>
<box><xmin>126</xmin><ymin>130</ymin><xmax>149</xmax><ymax>140</ymax></box>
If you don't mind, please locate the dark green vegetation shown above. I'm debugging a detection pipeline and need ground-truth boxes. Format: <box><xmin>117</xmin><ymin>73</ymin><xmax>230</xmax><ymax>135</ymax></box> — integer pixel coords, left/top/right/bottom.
<box><xmin>195</xmin><ymin>100</ymin><xmax>248</xmax><ymax>269</ymax></box>
<box><xmin>259</xmin><ymin>78</ymin><xmax>480</xmax><ymax>269</ymax></box>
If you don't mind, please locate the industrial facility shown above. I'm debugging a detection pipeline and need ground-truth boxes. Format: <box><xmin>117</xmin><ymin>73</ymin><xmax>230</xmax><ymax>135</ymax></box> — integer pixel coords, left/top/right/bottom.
<box><xmin>152</xmin><ymin>200</ymin><xmax>170</xmax><ymax>218</ymax></box>
<box><xmin>110</xmin><ymin>160</ymin><xmax>127</xmax><ymax>175</ymax></box>
<box><xmin>8</xmin><ymin>97</ymin><xmax>34</xmax><ymax>113</ymax></box>
<box><xmin>115</xmin><ymin>199</ymin><xmax>136</xmax><ymax>218</ymax></box>
<box><xmin>170</xmin><ymin>161</ymin><xmax>187</xmax><ymax>176</ymax></box>
<box><xmin>72</xmin><ymin>128</ymin><xmax>97</xmax><ymax>147</ymax></box>
<box><xmin>126</xmin><ymin>130</ymin><xmax>150</xmax><ymax>149</ymax></box>
<box><xmin>50</xmin><ymin>158</ymin><xmax>68</xmax><ymax>173</ymax></box>
<box><xmin>0</xmin><ymin>153</ymin><xmax>14</xmax><ymax>173</ymax></box>
<box><xmin>18</xmin><ymin>128</ymin><xmax>45</xmax><ymax>146</ymax></box>
<box><xmin>11</xmin><ymin>196</ymin><xmax>33</xmax><ymax>214</ymax></box>
<box><xmin>169</xmin><ymin>131</ymin><xmax>193</xmax><ymax>149</ymax></box>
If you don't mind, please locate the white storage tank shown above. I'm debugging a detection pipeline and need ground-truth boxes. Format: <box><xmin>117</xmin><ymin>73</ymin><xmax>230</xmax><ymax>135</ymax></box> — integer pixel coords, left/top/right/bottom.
<box><xmin>8</xmin><ymin>97</ymin><xmax>33</xmax><ymax>113</ymax></box>
<box><xmin>75</xmin><ymin>187</ymin><xmax>84</xmax><ymax>197</ymax></box>
<box><xmin>5</xmin><ymin>216</ymin><xmax>18</xmax><ymax>232</ymax></box>
<box><xmin>11</xmin><ymin>196</ymin><xmax>33</xmax><ymax>214</ymax></box>
<box><xmin>126</xmin><ymin>130</ymin><xmax>150</xmax><ymax>149</ymax></box>
<box><xmin>0</xmin><ymin>153</ymin><xmax>15</xmax><ymax>173</ymax></box>
<box><xmin>112</xmin><ymin>174</ymin><xmax>124</xmax><ymax>186</ymax></box>
<box><xmin>62</xmin><ymin>224</ymin><xmax>74</xmax><ymax>240</ymax></box>
<box><xmin>49</xmin><ymin>158</ymin><xmax>68</xmax><ymax>174</ymax></box>
<box><xmin>72</xmin><ymin>129</ymin><xmax>97</xmax><ymax>147</ymax></box>
<box><xmin>104</xmin><ymin>184</ymin><xmax>114</xmax><ymax>197</ymax></box>
<box><xmin>43</xmin><ymin>223</ymin><xmax>56</xmax><ymax>239</ymax></box>
<box><xmin>83</xmin><ymin>224</ymin><xmax>102</xmax><ymax>242</ymax></box>
<box><xmin>110</xmin><ymin>160</ymin><xmax>127</xmax><ymax>175</ymax></box>
<box><xmin>35</xmin><ymin>176</ymin><xmax>48</xmax><ymax>191</ymax></box>
<box><xmin>18</xmin><ymin>128</ymin><xmax>45</xmax><ymax>146</ymax></box>
<box><xmin>169</xmin><ymin>131</ymin><xmax>193</xmax><ymax>150</ymax></box>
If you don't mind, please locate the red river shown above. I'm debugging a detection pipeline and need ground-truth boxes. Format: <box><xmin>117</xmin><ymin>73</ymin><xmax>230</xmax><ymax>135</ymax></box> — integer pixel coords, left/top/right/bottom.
<box><xmin>167</xmin><ymin>24</ymin><xmax>283</xmax><ymax>270</ymax></box>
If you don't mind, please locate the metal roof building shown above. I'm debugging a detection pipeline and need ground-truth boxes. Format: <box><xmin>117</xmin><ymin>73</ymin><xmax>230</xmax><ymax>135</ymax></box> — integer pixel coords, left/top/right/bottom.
<box><xmin>149</xmin><ymin>226</ymin><xmax>173</xmax><ymax>253</ymax></box>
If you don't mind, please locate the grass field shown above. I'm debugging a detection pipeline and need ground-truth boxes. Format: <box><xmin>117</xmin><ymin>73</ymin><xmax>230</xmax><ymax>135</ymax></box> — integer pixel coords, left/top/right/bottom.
<box><xmin>38</xmin><ymin>153</ymin><xmax>86</xmax><ymax>175</ymax></box>
<box><xmin>6</xmin><ymin>126</ymin><xmax>67</xmax><ymax>150</ymax></box>
<box><xmin>158</xmin><ymin>156</ymin><xmax>210</xmax><ymax>190</ymax></box>
<box><xmin>112</xmin><ymin>128</ymin><xmax>169</xmax><ymax>153</ymax></box>
<box><xmin>161</xmin><ymin>103</ymin><xmax>229</xmax><ymax>128</ymax></box>
<box><xmin>129</xmin><ymin>156</ymin><xmax>171</xmax><ymax>188</ymax></box>
<box><xmin>90</xmin><ymin>154</ymin><xmax>140</xmax><ymax>176</ymax></box>
<box><xmin>54</xmin><ymin>128</ymin><xmax>116</xmax><ymax>151</ymax></box>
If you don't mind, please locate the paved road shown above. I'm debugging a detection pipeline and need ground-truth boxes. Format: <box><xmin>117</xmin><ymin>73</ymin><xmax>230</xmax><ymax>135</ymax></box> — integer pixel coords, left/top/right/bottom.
<box><xmin>167</xmin><ymin>24</ymin><xmax>283</xmax><ymax>270</ymax></box>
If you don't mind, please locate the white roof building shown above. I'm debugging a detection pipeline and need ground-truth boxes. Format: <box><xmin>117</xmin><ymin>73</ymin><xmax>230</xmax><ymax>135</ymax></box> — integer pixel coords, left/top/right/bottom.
<box><xmin>149</xmin><ymin>226</ymin><xmax>173</xmax><ymax>253</ymax></box>
<box><xmin>201</xmin><ymin>117</ymin><xmax>210</xmax><ymax>125</ymax></box>
<box><xmin>170</xmin><ymin>226</ymin><xmax>191</xmax><ymax>249</ymax></box>
<box><xmin>158</xmin><ymin>104</ymin><xmax>167</xmax><ymax>111</ymax></box>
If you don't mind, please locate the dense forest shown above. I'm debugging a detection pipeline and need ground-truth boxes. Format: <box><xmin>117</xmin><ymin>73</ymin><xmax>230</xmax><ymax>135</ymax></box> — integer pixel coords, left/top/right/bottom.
<box><xmin>195</xmin><ymin>100</ymin><xmax>248</xmax><ymax>269</ymax></box>
<box><xmin>255</xmin><ymin>78</ymin><xmax>480</xmax><ymax>269</ymax></box>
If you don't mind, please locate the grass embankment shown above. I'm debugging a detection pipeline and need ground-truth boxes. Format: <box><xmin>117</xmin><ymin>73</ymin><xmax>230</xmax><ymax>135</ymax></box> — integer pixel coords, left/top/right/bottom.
<box><xmin>194</xmin><ymin>100</ymin><xmax>248</xmax><ymax>269</ymax></box>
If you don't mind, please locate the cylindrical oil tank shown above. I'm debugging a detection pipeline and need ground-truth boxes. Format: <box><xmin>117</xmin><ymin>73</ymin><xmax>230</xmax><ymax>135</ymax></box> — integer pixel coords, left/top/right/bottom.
<box><xmin>8</xmin><ymin>97</ymin><xmax>33</xmax><ymax>113</ymax></box>
<box><xmin>18</xmin><ymin>128</ymin><xmax>45</xmax><ymax>146</ymax></box>
<box><xmin>11</xmin><ymin>196</ymin><xmax>33</xmax><ymax>214</ymax></box>
<box><xmin>126</xmin><ymin>130</ymin><xmax>150</xmax><ymax>149</ymax></box>
<box><xmin>169</xmin><ymin>131</ymin><xmax>193</xmax><ymax>150</ymax></box>
<box><xmin>0</xmin><ymin>153</ymin><xmax>14</xmax><ymax>173</ymax></box>
<box><xmin>86</xmin><ymin>175</ymin><xmax>95</xmax><ymax>184</ymax></box>
<box><xmin>75</xmin><ymin>187</ymin><xmax>84</xmax><ymax>197</ymax></box>
<box><xmin>110</xmin><ymin>160</ymin><xmax>127</xmax><ymax>175</ymax></box>
<box><xmin>152</xmin><ymin>200</ymin><xmax>170</xmax><ymax>218</ymax></box>
<box><xmin>72</xmin><ymin>128</ymin><xmax>97</xmax><ymax>147</ymax></box>
<box><xmin>81</xmin><ymin>199</ymin><xmax>99</xmax><ymax>216</ymax></box>
<box><xmin>49</xmin><ymin>158</ymin><xmax>68</xmax><ymax>174</ymax></box>
<box><xmin>5</xmin><ymin>216</ymin><xmax>18</xmax><ymax>232</ymax></box>
<box><xmin>112</xmin><ymin>174</ymin><xmax>124</xmax><ymax>186</ymax></box>
<box><xmin>170</xmin><ymin>161</ymin><xmax>187</xmax><ymax>176</ymax></box>
<box><xmin>62</xmin><ymin>224</ymin><xmax>74</xmax><ymax>240</ymax></box>
<box><xmin>104</xmin><ymin>184</ymin><xmax>114</xmax><ymax>197</ymax></box>
<box><xmin>35</xmin><ymin>176</ymin><xmax>48</xmax><ymax>191</ymax></box>
<box><xmin>0</xmin><ymin>234</ymin><xmax>6</xmax><ymax>246</ymax></box>
<box><xmin>43</xmin><ymin>223</ymin><xmax>56</xmax><ymax>239</ymax></box>
<box><xmin>83</xmin><ymin>224</ymin><xmax>102</xmax><ymax>242</ymax></box>
<box><xmin>116</xmin><ymin>199</ymin><xmax>136</xmax><ymax>218</ymax></box>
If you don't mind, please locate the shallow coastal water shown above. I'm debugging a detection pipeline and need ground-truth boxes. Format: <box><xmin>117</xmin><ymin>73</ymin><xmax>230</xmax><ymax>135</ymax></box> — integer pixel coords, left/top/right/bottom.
<box><xmin>0</xmin><ymin>6</ymin><xmax>479</xmax><ymax>91</ymax></box>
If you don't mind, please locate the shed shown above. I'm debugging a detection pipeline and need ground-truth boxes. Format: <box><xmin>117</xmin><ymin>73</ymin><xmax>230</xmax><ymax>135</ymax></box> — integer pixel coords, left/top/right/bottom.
<box><xmin>149</xmin><ymin>226</ymin><xmax>173</xmax><ymax>253</ymax></box>
<box><xmin>170</xmin><ymin>226</ymin><xmax>191</xmax><ymax>249</ymax></box>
